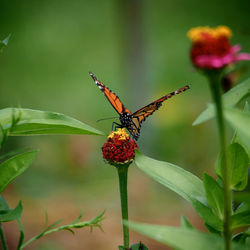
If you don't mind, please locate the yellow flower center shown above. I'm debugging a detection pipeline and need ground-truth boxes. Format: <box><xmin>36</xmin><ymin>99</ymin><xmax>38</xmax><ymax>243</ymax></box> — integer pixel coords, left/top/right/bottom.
<box><xmin>108</xmin><ymin>128</ymin><xmax>129</xmax><ymax>140</ymax></box>
<box><xmin>187</xmin><ymin>25</ymin><xmax>232</xmax><ymax>42</ymax></box>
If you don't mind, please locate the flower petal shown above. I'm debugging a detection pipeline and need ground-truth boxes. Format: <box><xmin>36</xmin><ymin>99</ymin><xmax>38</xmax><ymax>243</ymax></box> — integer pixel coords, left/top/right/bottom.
<box><xmin>230</xmin><ymin>44</ymin><xmax>242</xmax><ymax>54</ymax></box>
<box><xmin>195</xmin><ymin>55</ymin><xmax>225</xmax><ymax>69</ymax></box>
<box><xmin>234</xmin><ymin>53</ymin><xmax>250</xmax><ymax>62</ymax></box>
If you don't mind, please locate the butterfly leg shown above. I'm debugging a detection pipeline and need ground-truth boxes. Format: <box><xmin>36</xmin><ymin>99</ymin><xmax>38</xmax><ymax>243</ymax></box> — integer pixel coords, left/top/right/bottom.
<box><xmin>112</xmin><ymin>122</ymin><xmax>123</xmax><ymax>131</ymax></box>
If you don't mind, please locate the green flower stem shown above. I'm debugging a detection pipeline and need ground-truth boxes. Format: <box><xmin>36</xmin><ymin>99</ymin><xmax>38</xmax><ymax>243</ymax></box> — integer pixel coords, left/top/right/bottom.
<box><xmin>116</xmin><ymin>164</ymin><xmax>130</xmax><ymax>249</ymax></box>
<box><xmin>0</xmin><ymin>223</ymin><xmax>8</xmax><ymax>250</ymax></box>
<box><xmin>207</xmin><ymin>71</ymin><xmax>232</xmax><ymax>250</ymax></box>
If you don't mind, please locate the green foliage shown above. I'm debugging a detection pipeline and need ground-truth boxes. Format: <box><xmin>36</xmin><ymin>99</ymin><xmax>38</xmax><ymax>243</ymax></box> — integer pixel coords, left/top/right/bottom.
<box><xmin>231</xmin><ymin>210</ymin><xmax>250</xmax><ymax>230</ymax></box>
<box><xmin>234</xmin><ymin>193</ymin><xmax>250</xmax><ymax>206</ymax></box>
<box><xmin>19</xmin><ymin>211</ymin><xmax>105</xmax><ymax>249</ymax></box>
<box><xmin>225</xmin><ymin>107</ymin><xmax>250</xmax><ymax>156</ymax></box>
<box><xmin>180</xmin><ymin>216</ymin><xmax>194</xmax><ymax>229</ymax></box>
<box><xmin>131</xmin><ymin>75</ymin><xmax>250</xmax><ymax>249</ymax></box>
<box><xmin>0</xmin><ymin>195</ymin><xmax>9</xmax><ymax>210</ymax></box>
<box><xmin>0</xmin><ymin>108</ymin><xmax>104</xmax><ymax>136</ymax></box>
<box><xmin>0</xmin><ymin>200</ymin><xmax>22</xmax><ymax>222</ymax></box>
<box><xmin>203</xmin><ymin>174</ymin><xmax>224</xmax><ymax>219</ymax></box>
<box><xmin>0</xmin><ymin>150</ymin><xmax>38</xmax><ymax>193</ymax></box>
<box><xmin>193</xmin><ymin>78</ymin><xmax>250</xmax><ymax>126</ymax></box>
<box><xmin>134</xmin><ymin>151</ymin><xmax>224</xmax><ymax>231</ymax></box>
<box><xmin>233</xmin><ymin>231</ymin><xmax>250</xmax><ymax>245</ymax></box>
<box><xmin>130</xmin><ymin>242</ymin><xmax>148</xmax><ymax>250</ymax></box>
<box><xmin>215</xmin><ymin>143</ymin><xmax>249</xmax><ymax>191</ymax></box>
<box><xmin>192</xmin><ymin>199</ymin><xmax>223</xmax><ymax>232</ymax></box>
<box><xmin>127</xmin><ymin>221</ymin><xmax>249</xmax><ymax>250</ymax></box>
<box><xmin>134</xmin><ymin>150</ymin><xmax>206</xmax><ymax>205</ymax></box>
<box><xmin>0</xmin><ymin>104</ymin><xmax>105</xmax><ymax>249</ymax></box>
<box><xmin>232</xmin><ymin>102</ymin><xmax>250</xmax><ymax>156</ymax></box>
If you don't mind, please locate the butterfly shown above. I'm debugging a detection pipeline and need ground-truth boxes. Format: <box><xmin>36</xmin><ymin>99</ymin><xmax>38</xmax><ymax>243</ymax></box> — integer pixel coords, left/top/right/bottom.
<box><xmin>90</xmin><ymin>72</ymin><xmax>190</xmax><ymax>140</ymax></box>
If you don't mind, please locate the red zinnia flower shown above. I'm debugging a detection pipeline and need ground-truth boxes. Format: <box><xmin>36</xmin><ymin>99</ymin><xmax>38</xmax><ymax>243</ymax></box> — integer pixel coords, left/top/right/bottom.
<box><xmin>102</xmin><ymin>129</ymin><xmax>138</xmax><ymax>166</ymax></box>
<box><xmin>187</xmin><ymin>26</ymin><xmax>250</xmax><ymax>70</ymax></box>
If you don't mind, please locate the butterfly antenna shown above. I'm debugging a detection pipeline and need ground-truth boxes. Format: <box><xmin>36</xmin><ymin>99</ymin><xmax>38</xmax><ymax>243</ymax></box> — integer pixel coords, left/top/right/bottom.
<box><xmin>89</xmin><ymin>72</ymin><xmax>97</xmax><ymax>82</ymax></box>
<box><xmin>96</xmin><ymin>117</ymin><xmax>119</xmax><ymax>123</ymax></box>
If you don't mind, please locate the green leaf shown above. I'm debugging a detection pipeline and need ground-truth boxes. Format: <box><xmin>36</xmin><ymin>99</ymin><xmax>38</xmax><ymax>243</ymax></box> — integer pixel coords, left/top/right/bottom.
<box><xmin>192</xmin><ymin>199</ymin><xmax>223</xmax><ymax>232</ymax></box>
<box><xmin>232</xmin><ymin>102</ymin><xmax>250</xmax><ymax>156</ymax></box>
<box><xmin>127</xmin><ymin>221</ymin><xmax>248</xmax><ymax>250</ymax></box>
<box><xmin>0</xmin><ymin>147</ymin><xmax>32</xmax><ymax>162</ymax></box>
<box><xmin>225</xmin><ymin>108</ymin><xmax>250</xmax><ymax>145</ymax></box>
<box><xmin>134</xmin><ymin>151</ymin><xmax>224</xmax><ymax>231</ymax></box>
<box><xmin>231</xmin><ymin>210</ymin><xmax>250</xmax><ymax>229</ymax></box>
<box><xmin>234</xmin><ymin>193</ymin><xmax>250</xmax><ymax>205</ymax></box>
<box><xmin>227</xmin><ymin>105</ymin><xmax>250</xmax><ymax>156</ymax></box>
<box><xmin>0</xmin><ymin>150</ymin><xmax>38</xmax><ymax>193</ymax></box>
<box><xmin>134</xmin><ymin>151</ymin><xmax>206</xmax><ymax>205</ymax></box>
<box><xmin>193</xmin><ymin>78</ymin><xmax>250</xmax><ymax>125</ymax></box>
<box><xmin>215</xmin><ymin>143</ymin><xmax>249</xmax><ymax>191</ymax></box>
<box><xmin>233</xmin><ymin>231</ymin><xmax>250</xmax><ymax>245</ymax></box>
<box><xmin>127</xmin><ymin>221</ymin><xmax>224</xmax><ymax>250</ymax></box>
<box><xmin>17</xmin><ymin>219</ymin><xmax>25</xmax><ymax>250</ymax></box>
<box><xmin>0</xmin><ymin>201</ymin><xmax>22</xmax><ymax>222</ymax></box>
<box><xmin>0</xmin><ymin>108</ymin><xmax>104</xmax><ymax>136</ymax></box>
<box><xmin>235</xmin><ymin>202</ymin><xmax>250</xmax><ymax>214</ymax></box>
<box><xmin>0</xmin><ymin>195</ymin><xmax>9</xmax><ymax>210</ymax></box>
<box><xmin>230</xmin><ymin>144</ymin><xmax>249</xmax><ymax>190</ymax></box>
<box><xmin>133</xmin><ymin>152</ymin><xmax>225</xmax><ymax>231</ymax></box>
<box><xmin>203</xmin><ymin>174</ymin><xmax>224</xmax><ymax>219</ymax></box>
<box><xmin>180</xmin><ymin>216</ymin><xmax>194</xmax><ymax>229</ymax></box>
<box><xmin>130</xmin><ymin>242</ymin><xmax>149</xmax><ymax>250</ymax></box>
<box><xmin>20</xmin><ymin>211</ymin><xmax>105</xmax><ymax>249</ymax></box>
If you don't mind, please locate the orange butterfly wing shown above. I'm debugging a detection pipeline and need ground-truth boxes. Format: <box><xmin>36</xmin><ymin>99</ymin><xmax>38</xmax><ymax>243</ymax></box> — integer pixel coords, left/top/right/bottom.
<box><xmin>89</xmin><ymin>72</ymin><xmax>131</xmax><ymax>115</ymax></box>
<box><xmin>130</xmin><ymin>85</ymin><xmax>190</xmax><ymax>137</ymax></box>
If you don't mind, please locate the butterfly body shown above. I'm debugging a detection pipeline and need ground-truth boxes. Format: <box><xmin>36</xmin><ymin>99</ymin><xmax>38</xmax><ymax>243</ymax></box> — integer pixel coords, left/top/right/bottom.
<box><xmin>119</xmin><ymin>112</ymin><xmax>140</xmax><ymax>140</ymax></box>
<box><xmin>90</xmin><ymin>72</ymin><xmax>190</xmax><ymax>140</ymax></box>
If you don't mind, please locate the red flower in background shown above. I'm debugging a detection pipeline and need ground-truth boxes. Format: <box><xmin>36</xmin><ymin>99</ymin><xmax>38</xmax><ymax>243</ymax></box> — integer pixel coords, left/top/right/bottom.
<box><xmin>102</xmin><ymin>129</ymin><xmax>138</xmax><ymax>165</ymax></box>
<box><xmin>187</xmin><ymin>26</ymin><xmax>250</xmax><ymax>70</ymax></box>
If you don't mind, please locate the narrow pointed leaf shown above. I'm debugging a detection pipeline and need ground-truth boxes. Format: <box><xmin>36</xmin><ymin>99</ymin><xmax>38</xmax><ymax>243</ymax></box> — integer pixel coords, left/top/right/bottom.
<box><xmin>0</xmin><ymin>108</ymin><xmax>104</xmax><ymax>136</ymax></box>
<box><xmin>0</xmin><ymin>195</ymin><xmax>9</xmax><ymax>210</ymax></box>
<box><xmin>21</xmin><ymin>211</ymin><xmax>105</xmax><ymax>249</ymax></box>
<box><xmin>215</xmin><ymin>143</ymin><xmax>249</xmax><ymax>191</ymax></box>
<box><xmin>0</xmin><ymin>201</ymin><xmax>22</xmax><ymax>222</ymax></box>
<box><xmin>234</xmin><ymin>193</ymin><xmax>250</xmax><ymax>205</ymax></box>
<box><xmin>232</xmin><ymin>102</ymin><xmax>250</xmax><ymax>156</ymax></box>
<box><xmin>130</xmin><ymin>242</ymin><xmax>148</xmax><ymax>250</ymax></box>
<box><xmin>231</xmin><ymin>210</ymin><xmax>250</xmax><ymax>229</ymax></box>
<box><xmin>127</xmin><ymin>221</ymin><xmax>224</xmax><ymax>250</ymax></box>
<box><xmin>203</xmin><ymin>174</ymin><xmax>224</xmax><ymax>219</ymax></box>
<box><xmin>192</xmin><ymin>199</ymin><xmax>223</xmax><ymax>231</ymax></box>
<box><xmin>0</xmin><ymin>150</ymin><xmax>38</xmax><ymax>193</ymax></box>
<box><xmin>180</xmin><ymin>216</ymin><xmax>194</xmax><ymax>229</ymax></box>
<box><xmin>225</xmin><ymin>107</ymin><xmax>250</xmax><ymax>139</ymax></box>
<box><xmin>135</xmin><ymin>151</ymin><xmax>206</xmax><ymax>205</ymax></box>
<box><xmin>225</xmin><ymin>107</ymin><xmax>250</xmax><ymax>156</ymax></box>
<box><xmin>17</xmin><ymin>219</ymin><xmax>25</xmax><ymax>250</ymax></box>
<box><xmin>193</xmin><ymin>78</ymin><xmax>250</xmax><ymax>125</ymax></box>
<box><xmin>127</xmin><ymin>221</ymin><xmax>248</xmax><ymax>250</ymax></box>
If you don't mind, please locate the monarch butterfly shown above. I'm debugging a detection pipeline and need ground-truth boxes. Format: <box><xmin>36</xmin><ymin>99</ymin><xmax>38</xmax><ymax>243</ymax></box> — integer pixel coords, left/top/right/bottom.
<box><xmin>90</xmin><ymin>72</ymin><xmax>190</xmax><ymax>140</ymax></box>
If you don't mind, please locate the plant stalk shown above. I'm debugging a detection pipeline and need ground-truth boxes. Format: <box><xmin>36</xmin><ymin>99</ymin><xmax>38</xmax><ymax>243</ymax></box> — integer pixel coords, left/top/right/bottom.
<box><xmin>117</xmin><ymin>164</ymin><xmax>130</xmax><ymax>249</ymax></box>
<box><xmin>0</xmin><ymin>223</ymin><xmax>8</xmax><ymax>250</ymax></box>
<box><xmin>208</xmin><ymin>71</ymin><xmax>232</xmax><ymax>250</ymax></box>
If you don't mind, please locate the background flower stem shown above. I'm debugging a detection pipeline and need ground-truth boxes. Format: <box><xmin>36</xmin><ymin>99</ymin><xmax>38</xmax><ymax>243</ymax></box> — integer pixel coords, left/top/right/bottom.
<box><xmin>117</xmin><ymin>164</ymin><xmax>130</xmax><ymax>249</ymax></box>
<box><xmin>207</xmin><ymin>71</ymin><xmax>232</xmax><ymax>250</ymax></box>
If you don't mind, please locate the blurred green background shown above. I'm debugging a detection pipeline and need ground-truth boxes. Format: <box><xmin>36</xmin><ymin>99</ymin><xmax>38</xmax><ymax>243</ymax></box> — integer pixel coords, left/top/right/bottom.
<box><xmin>1</xmin><ymin>0</ymin><xmax>250</xmax><ymax>249</ymax></box>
